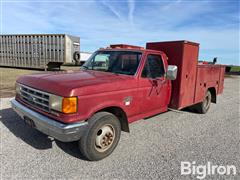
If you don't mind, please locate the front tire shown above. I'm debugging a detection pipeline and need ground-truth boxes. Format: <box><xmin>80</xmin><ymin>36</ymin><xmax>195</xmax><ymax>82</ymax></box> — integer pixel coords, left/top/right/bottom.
<box><xmin>79</xmin><ymin>112</ymin><xmax>121</xmax><ymax>161</ymax></box>
<box><xmin>196</xmin><ymin>90</ymin><xmax>212</xmax><ymax>114</ymax></box>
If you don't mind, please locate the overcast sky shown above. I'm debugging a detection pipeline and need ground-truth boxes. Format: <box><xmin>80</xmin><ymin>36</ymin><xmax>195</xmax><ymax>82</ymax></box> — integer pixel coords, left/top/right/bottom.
<box><xmin>1</xmin><ymin>0</ymin><xmax>239</xmax><ymax>65</ymax></box>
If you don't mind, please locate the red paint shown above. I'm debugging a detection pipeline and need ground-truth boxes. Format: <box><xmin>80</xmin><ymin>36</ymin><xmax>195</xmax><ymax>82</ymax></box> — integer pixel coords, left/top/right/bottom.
<box><xmin>194</xmin><ymin>64</ymin><xmax>225</xmax><ymax>103</ymax></box>
<box><xmin>16</xmin><ymin>40</ymin><xmax>225</xmax><ymax>124</ymax></box>
<box><xmin>146</xmin><ymin>40</ymin><xmax>224</xmax><ymax>109</ymax></box>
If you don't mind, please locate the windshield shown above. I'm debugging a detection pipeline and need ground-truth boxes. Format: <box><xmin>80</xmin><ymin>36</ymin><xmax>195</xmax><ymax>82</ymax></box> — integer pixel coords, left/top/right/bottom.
<box><xmin>82</xmin><ymin>51</ymin><xmax>142</xmax><ymax>75</ymax></box>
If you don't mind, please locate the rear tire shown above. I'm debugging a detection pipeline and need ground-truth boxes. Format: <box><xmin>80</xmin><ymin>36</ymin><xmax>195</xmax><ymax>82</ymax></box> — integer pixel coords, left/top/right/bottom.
<box><xmin>79</xmin><ymin>112</ymin><xmax>121</xmax><ymax>161</ymax></box>
<box><xmin>196</xmin><ymin>90</ymin><xmax>212</xmax><ymax>114</ymax></box>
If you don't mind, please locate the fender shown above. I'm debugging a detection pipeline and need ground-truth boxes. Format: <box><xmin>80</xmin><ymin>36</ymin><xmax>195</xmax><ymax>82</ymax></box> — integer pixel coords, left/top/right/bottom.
<box><xmin>88</xmin><ymin>101</ymin><xmax>127</xmax><ymax>119</ymax></box>
<box><xmin>77</xmin><ymin>98</ymin><xmax>128</xmax><ymax>122</ymax></box>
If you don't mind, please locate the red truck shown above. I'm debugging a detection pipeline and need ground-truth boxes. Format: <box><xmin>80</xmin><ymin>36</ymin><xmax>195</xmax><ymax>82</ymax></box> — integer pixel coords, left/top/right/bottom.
<box><xmin>11</xmin><ymin>40</ymin><xmax>225</xmax><ymax>161</ymax></box>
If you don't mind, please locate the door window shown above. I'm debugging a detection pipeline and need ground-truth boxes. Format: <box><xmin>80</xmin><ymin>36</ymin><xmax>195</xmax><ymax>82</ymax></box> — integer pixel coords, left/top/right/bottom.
<box><xmin>142</xmin><ymin>54</ymin><xmax>165</xmax><ymax>78</ymax></box>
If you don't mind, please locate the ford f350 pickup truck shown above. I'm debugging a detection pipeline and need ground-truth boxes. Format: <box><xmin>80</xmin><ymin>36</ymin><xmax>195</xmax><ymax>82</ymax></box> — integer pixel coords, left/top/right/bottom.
<box><xmin>11</xmin><ymin>40</ymin><xmax>225</xmax><ymax>161</ymax></box>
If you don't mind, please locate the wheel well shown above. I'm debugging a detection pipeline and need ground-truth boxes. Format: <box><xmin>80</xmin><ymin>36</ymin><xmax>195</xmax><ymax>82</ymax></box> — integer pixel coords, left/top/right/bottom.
<box><xmin>98</xmin><ymin>107</ymin><xmax>129</xmax><ymax>132</ymax></box>
<box><xmin>208</xmin><ymin>87</ymin><xmax>217</xmax><ymax>103</ymax></box>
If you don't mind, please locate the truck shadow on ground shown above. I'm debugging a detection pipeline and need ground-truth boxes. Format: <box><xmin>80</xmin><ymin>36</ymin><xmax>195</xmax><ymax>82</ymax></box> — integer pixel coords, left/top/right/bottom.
<box><xmin>1</xmin><ymin>108</ymin><xmax>87</xmax><ymax>160</ymax></box>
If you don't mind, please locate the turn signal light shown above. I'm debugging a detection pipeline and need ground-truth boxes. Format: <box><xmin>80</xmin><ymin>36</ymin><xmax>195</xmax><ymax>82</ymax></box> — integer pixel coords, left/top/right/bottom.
<box><xmin>62</xmin><ymin>97</ymin><xmax>77</xmax><ymax>114</ymax></box>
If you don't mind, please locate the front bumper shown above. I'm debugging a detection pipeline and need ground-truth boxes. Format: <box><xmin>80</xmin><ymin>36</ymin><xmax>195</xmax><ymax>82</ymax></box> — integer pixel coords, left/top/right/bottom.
<box><xmin>11</xmin><ymin>99</ymin><xmax>88</xmax><ymax>142</ymax></box>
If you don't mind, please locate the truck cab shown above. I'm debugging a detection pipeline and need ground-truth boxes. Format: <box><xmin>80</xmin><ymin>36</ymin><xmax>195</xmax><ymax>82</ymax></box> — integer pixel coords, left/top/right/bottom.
<box><xmin>80</xmin><ymin>45</ymin><xmax>174</xmax><ymax>121</ymax></box>
<box><xmin>11</xmin><ymin>41</ymin><xmax>224</xmax><ymax>161</ymax></box>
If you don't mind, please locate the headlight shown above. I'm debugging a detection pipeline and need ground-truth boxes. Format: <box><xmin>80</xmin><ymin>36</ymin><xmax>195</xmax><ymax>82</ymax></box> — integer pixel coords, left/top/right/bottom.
<box><xmin>15</xmin><ymin>83</ymin><xmax>21</xmax><ymax>94</ymax></box>
<box><xmin>49</xmin><ymin>94</ymin><xmax>63</xmax><ymax>112</ymax></box>
<box><xmin>49</xmin><ymin>95</ymin><xmax>77</xmax><ymax>114</ymax></box>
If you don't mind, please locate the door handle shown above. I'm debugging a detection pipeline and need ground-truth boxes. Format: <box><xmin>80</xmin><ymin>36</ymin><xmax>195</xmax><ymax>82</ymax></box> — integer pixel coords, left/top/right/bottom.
<box><xmin>152</xmin><ymin>79</ymin><xmax>158</xmax><ymax>86</ymax></box>
<box><xmin>160</xmin><ymin>79</ymin><xmax>166</xmax><ymax>84</ymax></box>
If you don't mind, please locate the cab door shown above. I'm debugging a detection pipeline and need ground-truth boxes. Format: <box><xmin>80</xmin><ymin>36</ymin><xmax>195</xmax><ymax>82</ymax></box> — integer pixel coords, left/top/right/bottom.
<box><xmin>138</xmin><ymin>53</ymin><xmax>169</xmax><ymax>114</ymax></box>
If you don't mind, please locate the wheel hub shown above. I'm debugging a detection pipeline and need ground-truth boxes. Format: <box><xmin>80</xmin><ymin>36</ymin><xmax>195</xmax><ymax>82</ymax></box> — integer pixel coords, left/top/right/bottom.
<box><xmin>95</xmin><ymin>124</ymin><xmax>115</xmax><ymax>152</ymax></box>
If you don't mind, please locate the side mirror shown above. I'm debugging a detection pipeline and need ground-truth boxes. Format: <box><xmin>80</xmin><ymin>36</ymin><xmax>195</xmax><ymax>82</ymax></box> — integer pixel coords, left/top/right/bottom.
<box><xmin>166</xmin><ymin>65</ymin><xmax>178</xmax><ymax>80</ymax></box>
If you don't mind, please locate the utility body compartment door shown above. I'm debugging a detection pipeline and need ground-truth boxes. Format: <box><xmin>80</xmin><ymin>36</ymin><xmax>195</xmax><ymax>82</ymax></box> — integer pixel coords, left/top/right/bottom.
<box><xmin>194</xmin><ymin>64</ymin><xmax>225</xmax><ymax>104</ymax></box>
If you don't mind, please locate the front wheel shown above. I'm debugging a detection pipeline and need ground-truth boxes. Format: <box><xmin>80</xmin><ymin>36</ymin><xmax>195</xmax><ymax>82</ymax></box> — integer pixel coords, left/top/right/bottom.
<box><xmin>195</xmin><ymin>90</ymin><xmax>212</xmax><ymax>114</ymax></box>
<box><xmin>79</xmin><ymin>112</ymin><xmax>121</xmax><ymax>161</ymax></box>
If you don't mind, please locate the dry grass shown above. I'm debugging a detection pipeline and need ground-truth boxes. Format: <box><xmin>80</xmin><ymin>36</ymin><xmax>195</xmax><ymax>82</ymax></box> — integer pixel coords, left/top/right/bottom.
<box><xmin>0</xmin><ymin>66</ymin><xmax>80</xmax><ymax>98</ymax></box>
<box><xmin>230</xmin><ymin>66</ymin><xmax>240</xmax><ymax>72</ymax></box>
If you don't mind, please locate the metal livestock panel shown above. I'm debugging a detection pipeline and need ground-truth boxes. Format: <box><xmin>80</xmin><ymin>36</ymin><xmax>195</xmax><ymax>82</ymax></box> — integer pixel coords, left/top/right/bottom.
<box><xmin>0</xmin><ymin>34</ymin><xmax>80</xmax><ymax>69</ymax></box>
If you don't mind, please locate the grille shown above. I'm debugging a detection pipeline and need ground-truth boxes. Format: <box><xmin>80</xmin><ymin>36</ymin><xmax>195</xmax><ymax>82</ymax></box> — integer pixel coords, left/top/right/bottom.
<box><xmin>19</xmin><ymin>84</ymin><xmax>50</xmax><ymax>112</ymax></box>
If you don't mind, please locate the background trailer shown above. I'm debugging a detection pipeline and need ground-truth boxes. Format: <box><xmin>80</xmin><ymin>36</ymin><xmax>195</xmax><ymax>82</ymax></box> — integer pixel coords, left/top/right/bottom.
<box><xmin>0</xmin><ymin>34</ymin><xmax>80</xmax><ymax>70</ymax></box>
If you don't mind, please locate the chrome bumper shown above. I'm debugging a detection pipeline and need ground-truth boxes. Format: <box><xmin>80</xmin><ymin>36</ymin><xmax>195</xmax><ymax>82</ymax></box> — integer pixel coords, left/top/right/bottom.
<box><xmin>11</xmin><ymin>99</ymin><xmax>88</xmax><ymax>142</ymax></box>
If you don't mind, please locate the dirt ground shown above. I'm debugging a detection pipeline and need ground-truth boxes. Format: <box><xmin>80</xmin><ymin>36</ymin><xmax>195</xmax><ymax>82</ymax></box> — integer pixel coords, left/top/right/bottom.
<box><xmin>0</xmin><ymin>66</ymin><xmax>80</xmax><ymax>98</ymax></box>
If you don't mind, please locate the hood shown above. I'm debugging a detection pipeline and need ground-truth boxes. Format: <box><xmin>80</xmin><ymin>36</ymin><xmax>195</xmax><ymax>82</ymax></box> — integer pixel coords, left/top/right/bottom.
<box><xmin>17</xmin><ymin>70</ymin><xmax>137</xmax><ymax>96</ymax></box>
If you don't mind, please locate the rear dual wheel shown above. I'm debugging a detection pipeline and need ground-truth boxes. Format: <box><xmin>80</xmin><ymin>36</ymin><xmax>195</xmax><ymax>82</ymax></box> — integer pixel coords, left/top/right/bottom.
<box><xmin>79</xmin><ymin>112</ymin><xmax>121</xmax><ymax>161</ymax></box>
<box><xmin>196</xmin><ymin>90</ymin><xmax>212</xmax><ymax>114</ymax></box>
